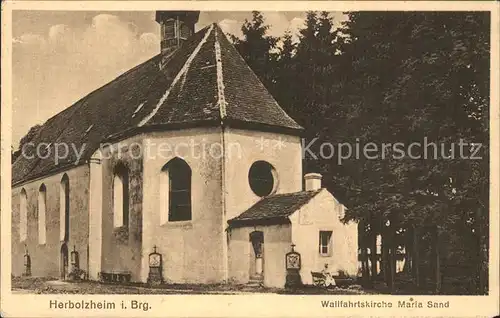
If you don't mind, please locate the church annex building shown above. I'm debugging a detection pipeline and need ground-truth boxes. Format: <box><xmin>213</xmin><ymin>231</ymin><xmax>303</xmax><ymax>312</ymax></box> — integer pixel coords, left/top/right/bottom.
<box><xmin>11</xmin><ymin>11</ymin><xmax>358</xmax><ymax>288</ymax></box>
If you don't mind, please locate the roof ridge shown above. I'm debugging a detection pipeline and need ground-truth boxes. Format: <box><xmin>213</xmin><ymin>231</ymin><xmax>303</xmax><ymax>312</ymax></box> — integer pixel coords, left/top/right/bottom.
<box><xmin>216</xmin><ymin>30</ymin><xmax>302</xmax><ymax>128</ymax></box>
<box><xmin>268</xmin><ymin>189</ymin><xmax>322</xmax><ymax>197</ymax></box>
<box><xmin>137</xmin><ymin>24</ymin><xmax>215</xmax><ymax>127</ymax></box>
<box><xmin>214</xmin><ymin>24</ymin><xmax>227</xmax><ymax>121</ymax></box>
<box><xmin>288</xmin><ymin>189</ymin><xmax>323</xmax><ymax>212</ymax></box>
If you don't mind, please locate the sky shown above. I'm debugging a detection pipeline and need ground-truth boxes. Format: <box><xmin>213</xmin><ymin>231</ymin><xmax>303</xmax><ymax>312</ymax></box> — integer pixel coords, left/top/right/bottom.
<box><xmin>12</xmin><ymin>11</ymin><xmax>345</xmax><ymax>148</ymax></box>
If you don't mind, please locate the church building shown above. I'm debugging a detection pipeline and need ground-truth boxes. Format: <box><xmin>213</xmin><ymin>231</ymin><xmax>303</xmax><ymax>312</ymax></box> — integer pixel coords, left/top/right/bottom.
<box><xmin>11</xmin><ymin>11</ymin><xmax>358</xmax><ymax>288</ymax></box>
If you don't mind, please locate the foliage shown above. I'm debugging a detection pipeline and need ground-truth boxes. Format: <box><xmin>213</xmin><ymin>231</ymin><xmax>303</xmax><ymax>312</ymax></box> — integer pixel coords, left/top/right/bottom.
<box><xmin>12</xmin><ymin>124</ymin><xmax>42</xmax><ymax>162</ymax></box>
<box><xmin>68</xmin><ymin>268</ymin><xmax>88</xmax><ymax>281</ymax></box>
<box><xmin>232</xmin><ymin>11</ymin><xmax>490</xmax><ymax>294</ymax></box>
<box><xmin>232</xmin><ymin>11</ymin><xmax>279</xmax><ymax>88</ymax></box>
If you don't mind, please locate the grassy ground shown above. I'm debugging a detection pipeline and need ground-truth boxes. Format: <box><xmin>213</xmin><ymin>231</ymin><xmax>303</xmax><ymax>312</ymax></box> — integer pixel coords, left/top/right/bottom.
<box><xmin>358</xmin><ymin>275</ymin><xmax>478</xmax><ymax>295</ymax></box>
<box><xmin>11</xmin><ymin>276</ymin><xmax>370</xmax><ymax>295</ymax></box>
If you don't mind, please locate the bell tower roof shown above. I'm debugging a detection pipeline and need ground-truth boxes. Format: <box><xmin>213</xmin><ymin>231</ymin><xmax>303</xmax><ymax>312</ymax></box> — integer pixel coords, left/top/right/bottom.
<box><xmin>155</xmin><ymin>11</ymin><xmax>200</xmax><ymax>24</ymax></box>
<box><xmin>156</xmin><ymin>11</ymin><xmax>200</xmax><ymax>52</ymax></box>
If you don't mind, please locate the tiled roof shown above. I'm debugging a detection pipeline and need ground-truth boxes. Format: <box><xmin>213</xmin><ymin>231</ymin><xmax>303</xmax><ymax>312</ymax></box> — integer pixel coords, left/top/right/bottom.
<box><xmin>12</xmin><ymin>23</ymin><xmax>302</xmax><ymax>185</ymax></box>
<box><xmin>228</xmin><ymin>190</ymin><xmax>322</xmax><ymax>226</ymax></box>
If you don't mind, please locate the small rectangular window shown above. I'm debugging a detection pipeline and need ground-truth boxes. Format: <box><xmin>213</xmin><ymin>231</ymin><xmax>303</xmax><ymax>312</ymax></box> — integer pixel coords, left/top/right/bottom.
<box><xmin>179</xmin><ymin>23</ymin><xmax>191</xmax><ymax>39</ymax></box>
<box><xmin>164</xmin><ymin>20</ymin><xmax>175</xmax><ymax>38</ymax></box>
<box><xmin>319</xmin><ymin>231</ymin><xmax>333</xmax><ymax>256</ymax></box>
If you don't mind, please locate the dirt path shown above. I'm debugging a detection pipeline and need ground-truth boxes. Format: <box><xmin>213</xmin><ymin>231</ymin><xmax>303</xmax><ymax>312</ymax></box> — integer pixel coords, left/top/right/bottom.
<box><xmin>11</xmin><ymin>277</ymin><xmax>368</xmax><ymax>295</ymax></box>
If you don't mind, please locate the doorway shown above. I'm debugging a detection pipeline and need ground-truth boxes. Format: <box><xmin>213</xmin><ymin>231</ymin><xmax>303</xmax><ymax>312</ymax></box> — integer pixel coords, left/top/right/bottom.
<box><xmin>249</xmin><ymin>231</ymin><xmax>264</xmax><ymax>280</ymax></box>
<box><xmin>60</xmin><ymin>243</ymin><xmax>68</xmax><ymax>280</ymax></box>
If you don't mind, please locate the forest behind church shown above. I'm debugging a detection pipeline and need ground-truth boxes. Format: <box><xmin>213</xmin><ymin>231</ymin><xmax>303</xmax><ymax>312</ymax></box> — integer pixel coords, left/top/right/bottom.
<box><xmin>231</xmin><ymin>11</ymin><xmax>490</xmax><ymax>295</ymax></box>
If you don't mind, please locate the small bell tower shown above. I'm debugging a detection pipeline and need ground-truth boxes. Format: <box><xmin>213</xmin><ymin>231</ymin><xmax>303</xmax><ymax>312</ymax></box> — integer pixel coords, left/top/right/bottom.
<box><xmin>156</xmin><ymin>11</ymin><xmax>200</xmax><ymax>53</ymax></box>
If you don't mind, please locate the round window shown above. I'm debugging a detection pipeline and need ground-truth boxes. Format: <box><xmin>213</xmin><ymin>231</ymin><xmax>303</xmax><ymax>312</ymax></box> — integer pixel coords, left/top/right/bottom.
<box><xmin>248</xmin><ymin>161</ymin><xmax>277</xmax><ymax>197</ymax></box>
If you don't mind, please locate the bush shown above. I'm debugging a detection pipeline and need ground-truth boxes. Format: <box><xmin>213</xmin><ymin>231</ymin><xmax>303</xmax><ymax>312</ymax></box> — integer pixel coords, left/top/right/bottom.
<box><xmin>337</xmin><ymin>270</ymin><xmax>349</xmax><ymax>278</ymax></box>
<box><xmin>68</xmin><ymin>268</ymin><xmax>87</xmax><ymax>281</ymax></box>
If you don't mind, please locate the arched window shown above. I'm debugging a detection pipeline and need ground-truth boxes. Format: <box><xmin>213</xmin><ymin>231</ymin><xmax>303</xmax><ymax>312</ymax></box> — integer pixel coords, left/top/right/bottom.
<box><xmin>161</xmin><ymin>158</ymin><xmax>192</xmax><ymax>223</ymax></box>
<box><xmin>60</xmin><ymin>174</ymin><xmax>69</xmax><ymax>241</ymax></box>
<box><xmin>113</xmin><ymin>164</ymin><xmax>129</xmax><ymax>228</ymax></box>
<box><xmin>38</xmin><ymin>184</ymin><xmax>47</xmax><ymax>244</ymax></box>
<box><xmin>20</xmin><ymin>188</ymin><xmax>27</xmax><ymax>242</ymax></box>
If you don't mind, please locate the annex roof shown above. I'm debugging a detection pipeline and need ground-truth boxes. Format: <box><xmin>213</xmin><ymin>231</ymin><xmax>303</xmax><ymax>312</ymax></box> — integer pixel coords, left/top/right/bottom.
<box><xmin>228</xmin><ymin>190</ymin><xmax>322</xmax><ymax>227</ymax></box>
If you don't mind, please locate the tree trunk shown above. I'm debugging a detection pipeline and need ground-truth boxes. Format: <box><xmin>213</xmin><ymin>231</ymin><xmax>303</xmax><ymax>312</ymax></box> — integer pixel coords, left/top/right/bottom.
<box><xmin>403</xmin><ymin>251</ymin><xmax>411</xmax><ymax>275</ymax></box>
<box><xmin>381</xmin><ymin>230</ymin><xmax>389</xmax><ymax>286</ymax></box>
<box><xmin>413</xmin><ymin>226</ymin><xmax>421</xmax><ymax>288</ymax></box>
<box><xmin>476</xmin><ymin>206</ymin><xmax>488</xmax><ymax>294</ymax></box>
<box><xmin>388</xmin><ymin>223</ymin><xmax>396</xmax><ymax>293</ymax></box>
<box><xmin>370</xmin><ymin>228</ymin><xmax>378</xmax><ymax>282</ymax></box>
<box><xmin>359</xmin><ymin>220</ymin><xmax>370</xmax><ymax>287</ymax></box>
<box><xmin>431</xmin><ymin>226</ymin><xmax>441</xmax><ymax>293</ymax></box>
<box><xmin>404</xmin><ymin>226</ymin><xmax>413</xmax><ymax>276</ymax></box>
<box><xmin>360</xmin><ymin>226</ymin><xmax>370</xmax><ymax>287</ymax></box>
<box><xmin>362</xmin><ymin>246</ymin><xmax>370</xmax><ymax>286</ymax></box>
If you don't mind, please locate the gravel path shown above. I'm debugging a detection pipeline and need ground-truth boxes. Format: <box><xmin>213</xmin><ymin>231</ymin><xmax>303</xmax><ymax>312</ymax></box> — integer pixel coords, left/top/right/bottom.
<box><xmin>11</xmin><ymin>277</ymin><xmax>368</xmax><ymax>295</ymax></box>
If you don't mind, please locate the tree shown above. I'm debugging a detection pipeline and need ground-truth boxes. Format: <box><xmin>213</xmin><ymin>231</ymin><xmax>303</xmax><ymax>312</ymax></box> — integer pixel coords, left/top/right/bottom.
<box><xmin>335</xmin><ymin>12</ymin><xmax>490</xmax><ymax>294</ymax></box>
<box><xmin>12</xmin><ymin>124</ymin><xmax>42</xmax><ymax>163</ymax></box>
<box><xmin>232</xmin><ymin>11</ymin><xmax>279</xmax><ymax>89</ymax></box>
<box><xmin>233</xmin><ymin>11</ymin><xmax>489</xmax><ymax>294</ymax></box>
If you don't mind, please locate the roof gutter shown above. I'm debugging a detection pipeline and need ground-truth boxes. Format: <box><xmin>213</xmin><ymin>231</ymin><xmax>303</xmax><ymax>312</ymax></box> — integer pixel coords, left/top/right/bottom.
<box><xmin>12</xmin><ymin>162</ymin><xmax>86</xmax><ymax>188</ymax></box>
<box><xmin>103</xmin><ymin>118</ymin><xmax>304</xmax><ymax>145</ymax></box>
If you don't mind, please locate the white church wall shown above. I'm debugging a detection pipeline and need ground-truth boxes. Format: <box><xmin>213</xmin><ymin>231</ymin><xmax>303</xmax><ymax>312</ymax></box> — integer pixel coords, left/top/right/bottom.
<box><xmin>289</xmin><ymin>189</ymin><xmax>359</xmax><ymax>285</ymax></box>
<box><xmin>11</xmin><ymin>165</ymin><xmax>90</xmax><ymax>278</ymax></box>
<box><xmin>141</xmin><ymin>127</ymin><xmax>225</xmax><ymax>284</ymax></box>
<box><xmin>223</xmin><ymin>128</ymin><xmax>303</xmax><ymax>222</ymax></box>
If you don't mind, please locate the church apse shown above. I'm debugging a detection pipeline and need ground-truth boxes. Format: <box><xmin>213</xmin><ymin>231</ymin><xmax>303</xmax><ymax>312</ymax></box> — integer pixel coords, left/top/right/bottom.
<box><xmin>140</xmin><ymin>128</ymin><xmax>226</xmax><ymax>284</ymax></box>
<box><xmin>100</xmin><ymin>136</ymin><xmax>144</xmax><ymax>282</ymax></box>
